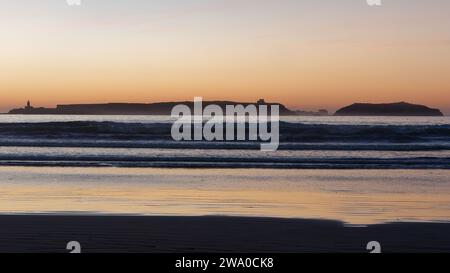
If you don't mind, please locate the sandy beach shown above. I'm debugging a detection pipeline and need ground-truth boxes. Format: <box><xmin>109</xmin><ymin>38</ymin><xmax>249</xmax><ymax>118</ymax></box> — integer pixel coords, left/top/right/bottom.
<box><xmin>0</xmin><ymin>215</ymin><xmax>449</xmax><ymax>253</ymax></box>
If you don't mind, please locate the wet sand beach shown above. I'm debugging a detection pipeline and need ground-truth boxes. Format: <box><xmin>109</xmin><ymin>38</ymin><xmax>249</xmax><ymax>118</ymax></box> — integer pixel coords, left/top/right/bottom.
<box><xmin>1</xmin><ymin>215</ymin><xmax>449</xmax><ymax>253</ymax></box>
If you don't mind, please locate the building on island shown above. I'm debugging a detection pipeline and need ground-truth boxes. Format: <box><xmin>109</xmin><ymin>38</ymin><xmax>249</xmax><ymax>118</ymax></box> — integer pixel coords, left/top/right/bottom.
<box><xmin>25</xmin><ymin>100</ymin><xmax>33</xmax><ymax>110</ymax></box>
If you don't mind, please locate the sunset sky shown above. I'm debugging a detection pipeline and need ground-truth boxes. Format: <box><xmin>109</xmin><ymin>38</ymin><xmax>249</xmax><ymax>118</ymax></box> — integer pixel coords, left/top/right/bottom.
<box><xmin>1</xmin><ymin>0</ymin><xmax>449</xmax><ymax>114</ymax></box>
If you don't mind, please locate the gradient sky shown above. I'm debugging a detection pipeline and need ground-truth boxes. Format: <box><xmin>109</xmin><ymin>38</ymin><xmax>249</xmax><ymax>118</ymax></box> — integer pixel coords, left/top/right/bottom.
<box><xmin>1</xmin><ymin>0</ymin><xmax>449</xmax><ymax>114</ymax></box>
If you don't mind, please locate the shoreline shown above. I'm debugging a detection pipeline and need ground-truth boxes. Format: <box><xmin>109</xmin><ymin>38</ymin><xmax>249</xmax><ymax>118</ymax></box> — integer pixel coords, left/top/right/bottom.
<box><xmin>1</xmin><ymin>167</ymin><xmax>449</xmax><ymax>225</ymax></box>
<box><xmin>0</xmin><ymin>215</ymin><xmax>449</xmax><ymax>253</ymax></box>
<box><xmin>1</xmin><ymin>162</ymin><xmax>450</xmax><ymax>169</ymax></box>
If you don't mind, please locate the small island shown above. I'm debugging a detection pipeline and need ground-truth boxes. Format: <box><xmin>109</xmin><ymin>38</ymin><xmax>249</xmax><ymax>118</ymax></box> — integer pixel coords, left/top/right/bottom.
<box><xmin>334</xmin><ymin>102</ymin><xmax>443</xmax><ymax>116</ymax></box>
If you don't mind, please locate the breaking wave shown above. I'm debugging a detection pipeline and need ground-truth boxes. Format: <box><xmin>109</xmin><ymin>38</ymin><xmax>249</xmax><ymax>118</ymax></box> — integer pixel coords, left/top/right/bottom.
<box><xmin>0</xmin><ymin>121</ymin><xmax>449</xmax><ymax>148</ymax></box>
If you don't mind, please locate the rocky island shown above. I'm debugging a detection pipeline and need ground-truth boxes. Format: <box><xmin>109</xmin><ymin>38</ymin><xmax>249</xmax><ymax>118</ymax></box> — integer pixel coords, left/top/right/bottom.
<box><xmin>7</xmin><ymin>100</ymin><xmax>327</xmax><ymax>116</ymax></box>
<box><xmin>335</xmin><ymin>102</ymin><xmax>443</xmax><ymax>116</ymax></box>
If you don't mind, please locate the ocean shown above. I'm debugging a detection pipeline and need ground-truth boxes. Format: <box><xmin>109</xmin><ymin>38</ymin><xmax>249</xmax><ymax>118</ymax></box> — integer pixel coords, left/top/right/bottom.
<box><xmin>0</xmin><ymin>115</ymin><xmax>449</xmax><ymax>169</ymax></box>
<box><xmin>0</xmin><ymin>115</ymin><xmax>449</xmax><ymax>224</ymax></box>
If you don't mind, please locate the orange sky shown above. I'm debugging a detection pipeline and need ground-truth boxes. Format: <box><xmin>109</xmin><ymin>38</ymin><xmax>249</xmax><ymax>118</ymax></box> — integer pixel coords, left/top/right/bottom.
<box><xmin>1</xmin><ymin>1</ymin><xmax>449</xmax><ymax>114</ymax></box>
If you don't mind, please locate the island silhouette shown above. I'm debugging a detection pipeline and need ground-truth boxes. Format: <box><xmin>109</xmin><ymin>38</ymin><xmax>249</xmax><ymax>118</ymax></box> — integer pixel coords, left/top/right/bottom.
<box><xmin>6</xmin><ymin>100</ymin><xmax>443</xmax><ymax>116</ymax></box>
<box><xmin>7</xmin><ymin>100</ymin><xmax>327</xmax><ymax>116</ymax></box>
<box><xmin>335</xmin><ymin>102</ymin><xmax>443</xmax><ymax>116</ymax></box>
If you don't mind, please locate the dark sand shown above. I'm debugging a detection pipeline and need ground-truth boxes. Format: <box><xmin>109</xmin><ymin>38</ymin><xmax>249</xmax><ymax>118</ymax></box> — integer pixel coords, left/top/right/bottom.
<box><xmin>0</xmin><ymin>215</ymin><xmax>449</xmax><ymax>253</ymax></box>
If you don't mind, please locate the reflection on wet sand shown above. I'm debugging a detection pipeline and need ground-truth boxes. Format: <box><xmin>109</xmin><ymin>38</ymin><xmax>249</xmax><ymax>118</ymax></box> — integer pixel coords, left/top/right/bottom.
<box><xmin>0</xmin><ymin>167</ymin><xmax>449</xmax><ymax>225</ymax></box>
